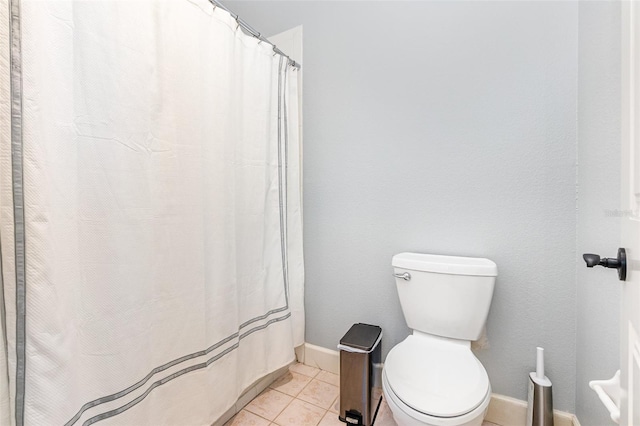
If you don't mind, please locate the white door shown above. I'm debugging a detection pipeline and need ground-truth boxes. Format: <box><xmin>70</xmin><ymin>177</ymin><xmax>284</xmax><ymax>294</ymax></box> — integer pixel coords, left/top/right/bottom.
<box><xmin>621</xmin><ymin>2</ymin><xmax>640</xmax><ymax>424</ymax></box>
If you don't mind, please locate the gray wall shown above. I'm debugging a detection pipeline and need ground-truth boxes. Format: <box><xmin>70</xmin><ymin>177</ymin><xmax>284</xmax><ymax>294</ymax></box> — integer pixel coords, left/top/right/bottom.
<box><xmin>228</xmin><ymin>1</ymin><xmax>579</xmax><ymax>412</ymax></box>
<box><xmin>575</xmin><ymin>2</ymin><xmax>621</xmax><ymax>424</ymax></box>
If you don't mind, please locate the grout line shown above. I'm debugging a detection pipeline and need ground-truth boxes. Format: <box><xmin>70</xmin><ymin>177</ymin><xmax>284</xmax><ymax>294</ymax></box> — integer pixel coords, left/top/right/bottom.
<box><xmin>241</xmin><ymin>364</ymin><xmax>345</xmax><ymax>426</ymax></box>
<box><xmin>329</xmin><ymin>394</ymin><xmax>339</xmax><ymax>413</ymax></box>
<box><xmin>296</xmin><ymin>379</ymin><xmax>326</xmax><ymax>410</ymax></box>
<box><xmin>292</xmin><ymin>364</ymin><xmax>320</xmax><ymax>379</ymax></box>
<box><xmin>297</xmin><ymin>377</ymin><xmax>314</xmax><ymax>399</ymax></box>
<box><xmin>298</xmin><ymin>399</ymin><xmax>329</xmax><ymax>412</ymax></box>
<box><xmin>314</xmin><ymin>409</ymin><xmax>327</xmax><ymax>426</ymax></box>
<box><xmin>270</xmin><ymin>371</ymin><xmax>311</xmax><ymax>398</ymax></box>
<box><xmin>314</xmin><ymin>371</ymin><xmax>339</xmax><ymax>386</ymax></box>
<box><xmin>271</xmin><ymin>390</ymin><xmax>296</xmax><ymax>425</ymax></box>
<box><xmin>243</xmin><ymin>388</ymin><xmax>292</xmax><ymax>424</ymax></box>
<box><xmin>298</xmin><ymin>370</ymin><xmax>320</xmax><ymax>378</ymax></box>
<box><xmin>296</xmin><ymin>392</ymin><xmax>337</xmax><ymax>411</ymax></box>
<box><xmin>249</xmin><ymin>409</ymin><xmax>273</xmax><ymax>424</ymax></box>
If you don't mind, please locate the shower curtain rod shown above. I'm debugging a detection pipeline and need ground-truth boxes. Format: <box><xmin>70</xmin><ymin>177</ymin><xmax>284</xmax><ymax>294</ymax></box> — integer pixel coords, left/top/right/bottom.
<box><xmin>210</xmin><ymin>0</ymin><xmax>301</xmax><ymax>69</ymax></box>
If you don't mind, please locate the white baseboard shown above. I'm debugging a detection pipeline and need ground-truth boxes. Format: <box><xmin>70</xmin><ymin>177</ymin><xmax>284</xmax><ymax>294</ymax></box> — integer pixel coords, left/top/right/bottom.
<box><xmin>297</xmin><ymin>342</ymin><xmax>340</xmax><ymax>374</ymax></box>
<box><xmin>485</xmin><ymin>394</ymin><xmax>579</xmax><ymax>426</ymax></box>
<box><xmin>298</xmin><ymin>343</ymin><xmax>581</xmax><ymax>426</ymax></box>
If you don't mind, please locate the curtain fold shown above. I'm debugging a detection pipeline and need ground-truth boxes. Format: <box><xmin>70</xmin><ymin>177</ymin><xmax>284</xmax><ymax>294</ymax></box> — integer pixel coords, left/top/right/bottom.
<box><xmin>0</xmin><ymin>0</ymin><xmax>304</xmax><ymax>424</ymax></box>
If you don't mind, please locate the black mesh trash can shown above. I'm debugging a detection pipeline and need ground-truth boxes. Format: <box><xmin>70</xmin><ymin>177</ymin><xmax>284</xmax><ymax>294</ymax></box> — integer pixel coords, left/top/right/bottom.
<box><xmin>338</xmin><ymin>323</ymin><xmax>382</xmax><ymax>426</ymax></box>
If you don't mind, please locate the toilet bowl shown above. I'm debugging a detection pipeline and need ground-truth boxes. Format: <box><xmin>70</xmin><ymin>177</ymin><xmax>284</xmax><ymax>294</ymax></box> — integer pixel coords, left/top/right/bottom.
<box><xmin>382</xmin><ymin>333</ymin><xmax>491</xmax><ymax>426</ymax></box>
<box><xmin>383</xmin><ymin>253</ymin><xmax>497</xmax><ymax>426</ymax></box>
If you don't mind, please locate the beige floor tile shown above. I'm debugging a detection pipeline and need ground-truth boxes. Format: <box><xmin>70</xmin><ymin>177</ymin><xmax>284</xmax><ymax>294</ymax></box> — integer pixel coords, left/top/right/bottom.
<box><xmin>273</xmin><ymin>399</ymin><xmax>325</xmax><ymax>426</ymax></box>
<box><xmin>269</xmin><ymin>371</ymin><xmax>313</xmax><ymax>397</ymax></box>
<box><xmin>298</xmin><ymin>379</ymin><xmax>340</xmax><ymax>410</ymax></box>
<box><xmin>317</xmin><ymin>411</ymin><xmax>343</xmax><ymax>426</ymax></box>
<box><xmin>328</xmin><ymin>394</ymin><xmax>339</xmax><ymax>414</ymax></box>
<box><xmin>244</xmin><ymin>389</ymin><xmax>293</xmax><ymax>421</ymax></box>
<box><xmin>373</xmin><ymin>397</ymin><xmax>398</xmax><ymax>426</ymax></box>
<box><xmin>315</xmin><ymin>370</ymin><xmax>340</xmax><ymax>387</ymax></box>
<box><xmin>224</xmin><ymin>410</ymin><xmax>271</xmax><ymax>426</ymax></box>
<box><xmin>289</xmin><ymin>363</ymin><xmax>321</xmax><ymax>378</ymax></box>
<box><xmin>482</xmin><ymin>423</ymin><xmax>500</xmax><ymax>426</ymax></box>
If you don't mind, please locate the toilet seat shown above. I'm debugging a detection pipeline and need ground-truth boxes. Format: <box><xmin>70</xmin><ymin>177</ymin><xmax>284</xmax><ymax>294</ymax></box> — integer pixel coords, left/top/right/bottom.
<box><xmin>382</xmin><ymin>370</ymin><xmax>491</xmax><ymax>426</ymax></box>
<box><xmin>384</xmin><ymin>334</ymin><xmax>490</xmax><ymax>418</ymax></box>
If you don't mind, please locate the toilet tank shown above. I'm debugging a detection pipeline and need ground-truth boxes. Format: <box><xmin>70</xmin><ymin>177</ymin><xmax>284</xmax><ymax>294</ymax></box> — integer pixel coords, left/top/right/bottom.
<box><xmin>392</xmin><ymin>253</ymin><xmax>497</xmax><ymax>341</ymax></box>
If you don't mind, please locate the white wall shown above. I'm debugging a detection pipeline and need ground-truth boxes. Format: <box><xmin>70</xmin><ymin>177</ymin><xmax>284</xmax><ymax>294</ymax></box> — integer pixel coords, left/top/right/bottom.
<box><xmin>576</xmin><ymin>2</ymin><xmax>621</xmax><ymax>424</ymax></box>
<box><xmin>228</xmin><ymin>0</ymin><xmax>579</xmax><ymax>412</ymax></box>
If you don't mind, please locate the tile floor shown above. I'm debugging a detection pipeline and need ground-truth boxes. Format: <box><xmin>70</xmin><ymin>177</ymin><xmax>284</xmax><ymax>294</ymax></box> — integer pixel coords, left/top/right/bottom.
<box><xmin>224</xmin><ymin>363</ymin><xmax>499</xmax><ymax>426</ymax></box>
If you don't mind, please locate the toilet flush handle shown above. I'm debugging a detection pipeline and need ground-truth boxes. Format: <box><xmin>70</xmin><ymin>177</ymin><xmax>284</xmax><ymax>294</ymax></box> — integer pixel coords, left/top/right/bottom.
<box><xmin>393</xmin><ymin>272</ymin><xmax>411</xmax><ymax>281</ymax></box>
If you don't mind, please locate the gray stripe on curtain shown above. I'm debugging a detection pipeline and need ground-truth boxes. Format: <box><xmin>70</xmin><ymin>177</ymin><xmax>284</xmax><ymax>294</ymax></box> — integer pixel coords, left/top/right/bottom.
<box><xmin>9</xmin><ymin>0</ymin><xmax>26</xmax><ymax>425</ymax></box>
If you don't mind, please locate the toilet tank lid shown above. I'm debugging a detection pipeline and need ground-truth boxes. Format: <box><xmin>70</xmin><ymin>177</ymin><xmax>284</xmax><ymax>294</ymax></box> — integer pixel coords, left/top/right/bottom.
<box><xmin>392</xmin><ymin>253</ymin><xmax>498</xmax><ymax>277</ymax></box>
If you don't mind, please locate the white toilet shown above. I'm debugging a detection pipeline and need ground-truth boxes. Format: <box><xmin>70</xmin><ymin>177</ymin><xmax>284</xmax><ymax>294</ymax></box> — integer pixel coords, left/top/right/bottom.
<box><xmin>382</xmin><ymin>252</ymin><xmax>498</xmax><ymax>426</ymax></box>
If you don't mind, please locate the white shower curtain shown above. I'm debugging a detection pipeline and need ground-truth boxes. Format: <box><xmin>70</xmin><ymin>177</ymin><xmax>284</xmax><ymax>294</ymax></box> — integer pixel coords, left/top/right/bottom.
<box><xmin>0</xmin><ymin>0</ymin><xmax>304</xmax><ymax>425</ymax></box>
